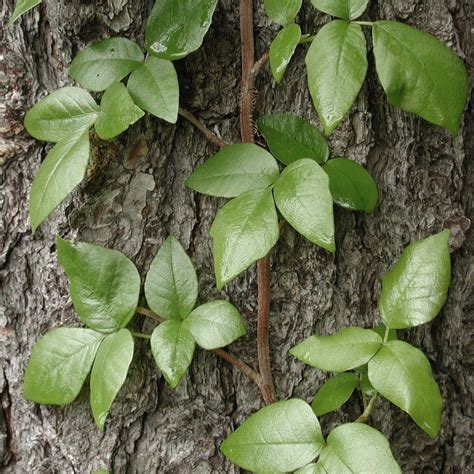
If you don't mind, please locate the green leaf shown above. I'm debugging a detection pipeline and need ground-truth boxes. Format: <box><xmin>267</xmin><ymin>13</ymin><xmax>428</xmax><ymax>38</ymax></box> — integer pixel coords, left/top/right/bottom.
<box><xmin>127</xmin><ymin>56</ymin><xmax>179</xmax><ymax>124</ymax></box>
<box><xmin>312</xmin><ymin>372</ymin><xmax>358</xmax><ymax>416</ymax></box>
<box><xmin>56</xmin><ymin>237</ymin><xmax>141</xmax><ymax>333</ymax></box>
<box><xmin>273</xmin><ymin>159</ymin><xmax>335</xmax><ymax>251</ymax></box>
<box><xmin>144</xmin><ymin>236</ymin><xmax>198</xmax><ymax>320</ymax></box>
<box><xmin>368</xmin><ymin>340</ymin><xmax>442</xmax><ymax>438</ymax></box>
<box><xmin>257</xmin><ymin>114</ymin><xmax>329</xmax><ymax>165</ymax></box>
<box><xmin>185</xmin><ymin>143</ymin><xmax>280</xmax><ymax>198</ymax></box>
<box><xmin>183</xmin><ymin>300</ymin><xmax>246</xmax><ymax>350</ymax></box>
<box><xmin>295</xmin><ymin>464</ymin><xmax>324</xmax><ymax>474</ymax></box>
<box><xmin>151</xmin><ymin>320</ymin><xmax>195</xmax><ymax>389</ymax></box>
<box><xmin>269</xmin><ymin>23</ymin><xmax>301</xmax><ymax>83</ymax></box>
<box><xmin>373</xmin><ymin>21</ymin><xmax>469</xmax><ymax>136</ymax></box>
<box><xmin>323</xmin><ymin>158</ymin><xmax>378</xmax><ymax>212</ymax></box>
<box><xmin>379</xmin><ymin>230</ymin><xmax>451</xmax><ymax>329</ymax></box>
<box><xmin>211</xmin><ymin>188</ymin><xmax>279</xmax><ymax>289</ymax></box>
<box><xmin>311</xmin><ymin>0</ymin><xmax>369</xmax><ymax>20</ymax></box>
<box><xmin>9</xmin><ymin>0</ymin><xmax>42</xmax><ymax>25</ymax></box>
<box><xmin>145</xmin><ymin>0</ymin><xmax>218</xmax><ymax>60</ymax></box>
<box><xmin>306</xmin><ymin>20</ymin><xmax>368</xmax><ymax>135</ymax></box>
<box><xmin>24</xmin><ymin>87</ymin><xmax>99</xmax><ymax>143</ymax></box>
<box><xmin>221</xmin><ymin>399</ymin><xmax>324</xmax><ymax>473</ymax></box>
<box><xmin>90</xmin><ymin>329</ymin><xmax>134</xmax><ymax>430</ymax></box>
<box><xmin>318</xmin><ymin>423</ymin><xmax>401</xmax><ymax>473</ymax></box>
<box><xmin>23</xmin><ymin>328</ymin><xmax>104</xmax><ymax>405</ymax></box>
<box><xmin>359</xmin><ymin>367</ymin><xmax>376</xmax><ymax>396</ymax></box>
<box><xmin>69</xmin><ymin>38</ymin><xmax>144</xmax><ymax>92</ymax></box>
<box><xmin>29</xmin><ymin>130</ymin><xmax>90</xmax><ymax>233</ymax></box>
<box><xmin>290</xmin><ymin>327</ymin><xmax>383</xmax><ymax>372</ymax></box>
<box><xmin>95</xmin><ymin>82</ymin><xmax>144</xmax><ymax>140</ymax></box>
<box><xmin>264</xmin><ymin>0</ymin><xmax>302</xmax><ymax>26</ymax></box>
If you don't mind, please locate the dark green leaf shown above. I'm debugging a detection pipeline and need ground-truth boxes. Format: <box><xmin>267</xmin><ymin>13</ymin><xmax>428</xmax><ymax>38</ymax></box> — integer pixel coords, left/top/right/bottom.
<box><xmin>306</xmin><ymin>20</ymin><xmax>367</xmax><ymax>135</ymax></box>
<box><xmin>359</xmin><ymin>367</ymin><xmax>376</xmax><ymax>396</ymax></box>
<box><xmin>257</xmin><ymin>114</ymin><xmax>329</xmax><ymax>165</ymax></box>
<box><xmin>221</xmin><ymin>399</ymin><xmax>324</xmax><ymax>473</ymax></box>
<box><xmin>270</xmin><ymin>23</ymin><xmax>301</xmax><ymax>83</ymax></box>
<box><xmin>151</xmin><ymin>320</ymin><xmax>195</xmax><ymax>389</ymax></box>
<box><xmin>9</xmin><ymin>0</ymin><xmax>42</xmax><ymax>25</ymax></box>
<box><xmin>24</xmin><ymin>87</ymin><xmax>99</xmax><ymax>143</ymax></box>
<box><xmin>144</xmin><ymin>236</ymin><xmax>198</xmax><ymax>320</ymax></box>
<box><xmin>145</xmin><ymin>0</ymin><xmax>218</xmax><ymax>60</ymax></box>
<box><xmin>29</xmin><ymin>130</ymin><xmax>90</xmax><ymax>233</ymax></box>
<box><xmin>311</xmin><ymin>0</ymin><xmax>369</xmax><ymax>20</ymax></box>
<box><xmin>127</xmin><ymin>56</ymin><xmax>179</xmax><ymax>123</ymax></box>
<box><xmin>379</xmin><ymin>230</ymin><xmax>451</xmax><ymax>329</ymax></box>
<box><xmin>95</xmin><ymin>82</ymin><xmax>145</xmax><ymax>140</ymax></box>
<box><xmin>185</xmin><ymin>143</ymin><xmax>280</xmax><ymax>198</ymax></box>
<box><xmin>23</xmin><ymin>328</ymin><xmax>104</xmax><ymax>405</ymax></box>
<box><xmin>264</xmin><ymin>0</ymin><xmax>302</xmax><ymax>26</ymax></box>
<box><xmin>183</xmin><ymin>300</ymin><xmax>246</xmax><ymax>350</ymax></box>
<box><xmin>290</xmin><ymin>327</ymin><xmax>383</xmax><ymax>372</ymax></box>
<box><xmin>318</xmin><ymin>423</ymin><xmax>401</xmax><ymax>473</ymax></box>
<box><xmin>210</xmin><ymin>188</ymin><xmax>279</xmax><ymax>288</ymax></box>
<box><xmin>69</xmin><ymin>38</ymin><xmax>144</xmax><ymax>92</ymax></box>
<box><xmin>323</xmin><ymin>157</ymin><xmax>378</xmax><ymax>212</ymax></box>
<box><xmin>368</xmin><ymin>341</ymin><xmax>442</xmax><ymax>438</ymax></box>
<box><xmin>56</xmin><ymin>237</ymin><xmax>141</xmax><ymax>333</ymax></box>
<box><xmin>273</xmin><ymin>159</ymin><xmax>335</xmax><ymax>251</ymax></box>
<box><xmin>373</xmin><ymin>21</ymin><xmax>469</xmax><ymax>136</ymax></box>
<box><xmin>312</xmin><ymin>372</ymin><xmax>358</xmax><ymax>416</ymax></box>
<box><xmin>90</xmin><ymin>329</ymin><xmax>134</xmax><ymax>430</ymax></box>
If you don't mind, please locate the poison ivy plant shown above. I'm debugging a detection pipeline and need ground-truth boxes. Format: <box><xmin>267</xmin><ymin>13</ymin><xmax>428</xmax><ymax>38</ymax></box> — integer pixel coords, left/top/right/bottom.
<box><xmin>264</xmin><ymin>0</ymin><xmax>302</xmax><ymax>26</ymax></box>
<box><xmin>269</xmin><ymin>23</ymin><xmax>301</xmax><ymax>83</ymax></box>
<box><xmin>311</xmin><ymin>0</ymin><xmax>369</xmax><ymax>20</ymax></box>
<box><xmin>8</xmin><ymin>0</ymin><xmax>42</xmax><ymax>25</ymax></box>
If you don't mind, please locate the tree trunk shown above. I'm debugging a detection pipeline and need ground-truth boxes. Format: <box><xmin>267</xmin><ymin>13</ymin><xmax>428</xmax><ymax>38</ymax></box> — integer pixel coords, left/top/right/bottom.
<box><xmin>1</xmin><ymin>0</ymin><xmax>472</xmax><ymax>472</ymax></box>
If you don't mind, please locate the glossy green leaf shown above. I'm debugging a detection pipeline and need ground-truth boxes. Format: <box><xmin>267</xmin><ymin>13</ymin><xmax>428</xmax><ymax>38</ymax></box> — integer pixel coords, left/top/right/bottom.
<box><xmin>24</xmin><ymin>87</ymin><xmax>99</xmax><ymax>143</ymax></box>
<box><xmin>264</xmin><ymin>0</ymin><xmax>302</xmax><ymax>26</ymax></box>
<box><xmin>290</xmin><ymin>327</ymin><xmax>383</xmax><ymax>372</ymax></box>
<box><xmin>23</xmin><ymin>328</ymin><xmax>104</xmax><ymax>405</ymax></box>
<box><xmin>56</xmin><ymin>237</ymin><xmax>141</xmax><ymax>333</ymax></box>
<box><xmin>221</xmin><ymin>399</ymin><xmax>324</xmax><ymax>473</ymax></box>
<box><xmin>144</xmin><ymin>236</ymin><xmax>198</xmax><ymax>320</ymax></box>
<box><xmin>318</xmin><ymin>423</ymin><xmax>401</xmax><ymax>473</ymax></box>
<box><xmin>270</xmin><ymin>23</ymin><xmax>301</xmax><ymax>83</ymax></box>
<box><xmin>211</xmin><ymin>188</ymin><xmax>279</xmax><ymax>289</ymax></box>
<box><xmin>273</xmin><ymin>159</ymin><xmax>335</xmax><ymax>251</ymax></box>
<box><xmin>183</xmin><ymin>300</ymin><xmax>246</xmax><ymax>350</ymax></box>
<box><xmin>306</xmin><ymin>20</ymin><xmax>367</xmax><ymax>135</ymax></box>
<box><xmin>368</xmin><ymin>341</ymin><xmax>442</xmax><ymax>438</ymax></box>
<box><xmin>145</xmin><ymin>0</ymin><xmax>218</xmax><ymax>60</ymax></box>
<box><xmin>95</xmin><ymin>82</ymin><xmax>144</xmax><ymax>140</ymax></box>
<box><xmin>311</xmin><ymin>0</ymin><xmax>369</xmax><ymax>20</ymax></box>
<box><xmin>323</xmin><ymin>158</ymin><xmax>378</xmax><ymax>212</ymax></box>
<box><xmin>69</xmin><ymin>38</ymin><xmax>144</xmax><ymax>92</ymax></box>
<box><xmin>9</xmin><ymin>0</ymin><xmax>42</xmax><ymax>25</ymax></box>
<box><xmin>29</xmin><ymin>130</ymin><xmax>90</xmax><ymax>233</ymax></box>
<box><xmin>90</xmin><ymin>329</ymin><xmax>134</xmax><ymax>430</ymax></box>
<box><xmin>257</xmin><ymin>114</ymin><xmax>329</xmax><ymax>165</ymax></box>
<box><xmin>127</xmin><ymin>56</ymin><xmax>179</xmax><ymax>123</ymax></box>
<box><xmin>379</xmin><ymin>230</ymin><xmax>451</xmax><ymax>329</ymax></box>
<box><xmin>312</xmin><ymin>372</ymin><xmax>358</xmax><ymax>416</ymax></box>
<box><xmin>373</xmin><ymin>21</ymin><xmax>469</xmax><ymax>136</ymax></box>
<box><xmin>186</xmin><ymin>143</ymin><xmax>280</xmax><ymax>198</ymax></box>
<box><xmin>151</xmin><ymin>320</ymin><xmax>195</xmax><ymax>389</ymax></box>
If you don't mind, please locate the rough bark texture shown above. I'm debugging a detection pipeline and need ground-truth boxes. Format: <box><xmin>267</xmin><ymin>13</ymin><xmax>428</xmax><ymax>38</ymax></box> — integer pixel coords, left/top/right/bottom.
<box><xmin>1</xmin><ymin>0</ymin><xmax>472</xmax><ymax>472</ymax></box>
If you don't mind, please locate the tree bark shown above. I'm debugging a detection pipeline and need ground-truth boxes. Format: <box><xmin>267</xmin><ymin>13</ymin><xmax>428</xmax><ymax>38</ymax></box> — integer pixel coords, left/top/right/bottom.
<box><xmin>1</xmin><ymin>0</ymin><xmax>472</xmax><ymax>472</ymax></box>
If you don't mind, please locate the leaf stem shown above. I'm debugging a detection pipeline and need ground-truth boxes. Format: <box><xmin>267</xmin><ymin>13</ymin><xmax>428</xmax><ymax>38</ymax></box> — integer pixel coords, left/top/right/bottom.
<box><xmin>299</xmin><ymin>34</ymin><xmax>317</xmax><ymax>44</ymax></box>
<box><xmin>130</xmin><ymin>331</ymin><xmax>152</xmax><ymax>340</ymax></box>
<box><xmin>136</xmin><ymin>306</ymin><xmax>165</xmax><ymax>322</ymax></box>
<box><xmin>353</xmin><ymin>21</ymin><xmax>374</xmax><ymax>26</ymax></box>
<box><xmin>178</xmin><ymin>107</ymin><xmax>227</xmax><ymax>148</ymax></box>
<box><xmin>356</xmin><ymin>393</ymin><xmax>378</xmax><ymax>423</ymax></box>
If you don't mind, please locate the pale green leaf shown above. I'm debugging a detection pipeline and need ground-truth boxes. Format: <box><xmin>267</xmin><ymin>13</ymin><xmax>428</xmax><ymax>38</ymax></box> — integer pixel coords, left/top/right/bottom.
<box><xmin>270</xmin><ymin>23</ymin><xmax>301</xmax><ymax>83</ymax></box>
<box><xmin>56</xmin><ymin>237</ymin><xmax>141</xmax><ymax>333</ymax></box>
<box><xmin>273</xmin><ymin>159</ymin><xmax>335</xmax><ymax>251</ymax></box>
<box><xmin>264</xmin><ymin>0</ymin><xmax>302</xmax><ymax>26</ymax></box>
<box><xmin>9</xmin><ymin>0</ymin><xmax>42</xmax><ymax>25</ymax></box>
<box><xmin>311</xmin><ymin>0</ymin><xmax>369</xmax><ymax>20</ymax></box>
<box><xmin>24</xmin><ymin>87</ymin><xmax>99</xmax><ymax>143</ymax></box>
<box><xmin>186</xmin><ymin>143</ymin><xmax>280</xmax><ymax>198</ymax></box>
<box><xmin>306</xmin><ymin>20</ymin><xmax>367</xmax><ymax>135</ymax></box>
<box><xmin>23</xmin><ymin>328</ymin><xmax>104</xmax><ymax>405</ymax></box>
<box><xmin>368</xmin><ymin>340</ymin><xmax>442</xmax><ymax>438</ymax></box>
<box><xmin>221</xmin><ymin>399</ymin><xmax>324</xmax><ymax>473</ymax></box>
<box><xmin>379</xmin><ymin>230</ymin><xmax>451</xmax><ymax>329</ymax></box>
<box><xmin>295</xmin><ymin>464</ymin><xmax>324</xmax><ymax>474</ymax></box>
<box><xmin>144</xmin><ymin>236</ymin><xmax>198</xmax><ymax>320</ymax></box>
<box><xmin>312</xmin><ymin>373</ymin><xmax>358</xmax><ymax>416</ymax></box>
